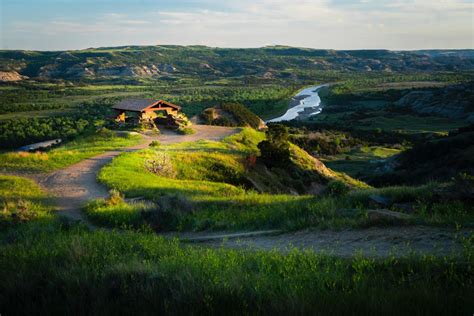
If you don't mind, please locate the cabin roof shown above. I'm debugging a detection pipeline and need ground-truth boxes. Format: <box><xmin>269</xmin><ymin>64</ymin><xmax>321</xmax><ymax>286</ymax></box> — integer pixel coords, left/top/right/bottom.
<box><xmin>112</xmin><ymin>98</ymin><xmax>181</xmax><ymax>112</ymax></box>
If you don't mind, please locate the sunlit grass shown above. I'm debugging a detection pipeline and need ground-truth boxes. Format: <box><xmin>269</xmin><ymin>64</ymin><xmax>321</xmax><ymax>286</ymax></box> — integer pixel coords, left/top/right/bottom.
<box><xmin>94</xmin><ymin>129</ymin><xmax>473</xmax><ymax>231</ymax></box>
<box><xmin>0</xmin><ymin>131</ymin><xmax>142</xmax><ymax>172</ymax></box>
<box><xmin>0</xmin><ymin>175</ymin><xmax>52</xmax><ymax>227</ymax></box>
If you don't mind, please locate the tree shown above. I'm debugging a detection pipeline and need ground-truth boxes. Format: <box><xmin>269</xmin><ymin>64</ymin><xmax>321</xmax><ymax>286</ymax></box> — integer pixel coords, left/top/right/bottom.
<box><xmin>257</xmin><ymin>124</ymin><xmax>291</xmax><ymax>167</ymax></box>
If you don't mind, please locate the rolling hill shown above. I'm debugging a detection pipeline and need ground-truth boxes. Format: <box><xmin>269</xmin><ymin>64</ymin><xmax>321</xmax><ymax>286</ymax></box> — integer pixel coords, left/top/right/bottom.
<box><xmin>1</xmin><ymin>46</ymin><xmax>473</xmax><ymax>82</ymax></box>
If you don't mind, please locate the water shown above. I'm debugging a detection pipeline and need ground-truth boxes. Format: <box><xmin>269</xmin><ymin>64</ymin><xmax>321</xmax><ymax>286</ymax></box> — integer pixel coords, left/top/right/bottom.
<box><xmin>266</xmin><ymin>85</ymin><xmax>326</xmax><ymax>123</ymax></box>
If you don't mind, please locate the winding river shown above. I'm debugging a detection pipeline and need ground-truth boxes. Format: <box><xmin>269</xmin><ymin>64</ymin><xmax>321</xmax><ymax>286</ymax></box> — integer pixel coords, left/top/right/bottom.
<box><xmin>266</xmin><ymin>84</ymin><xmax>327</xmax><ymax>123</ymax></box>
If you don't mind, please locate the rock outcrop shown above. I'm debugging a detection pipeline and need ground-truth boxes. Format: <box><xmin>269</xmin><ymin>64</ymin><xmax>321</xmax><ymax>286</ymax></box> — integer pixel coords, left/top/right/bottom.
<box><xmin>394</xmin><ymin>82</ymin><xmax>474</xmax><ymax>122</ymax></box>
<box><xmin>96</xmin><ymin>65</ymin><xmax>161</xmax><ymax>77</ymax></box>
<box><xmin>0</xmin><ymin>71</ymin><xmax>27</xmax><ymax>82</ymax></box>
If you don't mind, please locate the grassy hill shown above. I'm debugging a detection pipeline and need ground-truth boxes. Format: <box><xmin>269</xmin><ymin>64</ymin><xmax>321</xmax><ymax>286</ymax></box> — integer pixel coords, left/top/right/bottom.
<box><xmin>88</xmin><ymin>129</ymin><xmax>366</xmax><ymax>231</ymax></box>
<box><xmin>200</xmin><ymin>103</ymin><xmax>265</xmax><ymax>129</ymax></box>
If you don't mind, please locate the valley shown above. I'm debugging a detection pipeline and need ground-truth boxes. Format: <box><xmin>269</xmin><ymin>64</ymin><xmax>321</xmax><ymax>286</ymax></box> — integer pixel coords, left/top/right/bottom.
<box><xmin>0</xmin><ymin>46</ymin><xmax>473</xmax><ymax>314</ymax></box>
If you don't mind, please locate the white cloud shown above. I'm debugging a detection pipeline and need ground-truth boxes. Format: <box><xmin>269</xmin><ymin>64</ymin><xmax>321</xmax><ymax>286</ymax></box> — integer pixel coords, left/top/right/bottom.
<box><xmin>2</xmin><ymin>0</ymin><xmax>473</xmax><ymax>50</ymax></box>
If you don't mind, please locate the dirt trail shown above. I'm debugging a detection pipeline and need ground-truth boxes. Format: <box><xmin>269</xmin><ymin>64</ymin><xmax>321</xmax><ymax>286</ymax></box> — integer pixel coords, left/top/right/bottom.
<box><xmin>5</xmin><ymin>125</ymin><xmax>472</xmax><ymax>257</ymax></box>
<box><xmin>37</xmin><ymin>125</ymin><xmax>239</xmax><ymax>226</ymax></box>
<box><xmin>179</xmin><ymin>226</ymin><xmax>471</xmax><ymax>258</ymax></box>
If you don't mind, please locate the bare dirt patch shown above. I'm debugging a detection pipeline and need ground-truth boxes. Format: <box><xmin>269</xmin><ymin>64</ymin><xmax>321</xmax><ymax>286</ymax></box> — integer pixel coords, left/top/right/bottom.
<box><xmin>186</xmin><ymin>226</ymin><xmax>472</xmax><ymax>258</ymax></box>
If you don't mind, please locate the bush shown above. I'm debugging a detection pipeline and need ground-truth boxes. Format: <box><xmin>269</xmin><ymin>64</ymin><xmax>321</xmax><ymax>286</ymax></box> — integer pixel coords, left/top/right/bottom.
<box><xmin>221</xmin><ymin>103</ymin><xmax>262</xmax><ymax>129</ymax></box>
<box><xmin>144</xmin><ymin>152</ymin><xmax>176</xmax><ymax>178</ymax></box>
<box><xmin>108</xmin><ymin>189</ymin><xmax>124</xmax><ymax>205</ymax></box>
<box><xmin>201</xmin><ymin>108</ymin><xmax>217</xmax><ymax>124</ymax></box>
<box><xmin>257</xmin><ymin>124</ymin><xmax>291</xmax><ymax>167</ymax></box>
<box><xmin>96</xmin><ymin>127</ymin><xmax>115</xmax><ymax>139</ymax></box>
<box><xmin>149</xmin><ymin>140</ymin><xmax>161</xmax><ymax>148</ymax></box>
<box><xmin>324</xmin><ymin>180</ymin><xmax>350</xmax><ymax>196</ymax></box>
<box><xmin>202</xmin><ymin>103</ymin><xmax>262</xmax><ymax>129</ymax></box>
<box><xmin>178</xmin><ymin>127</ymin><xmax>195</xmax><ymax>135</ymax></box>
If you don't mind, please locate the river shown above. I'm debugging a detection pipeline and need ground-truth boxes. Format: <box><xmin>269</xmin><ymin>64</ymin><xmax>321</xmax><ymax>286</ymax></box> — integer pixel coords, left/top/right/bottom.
<box><xmin>266</xmin><ymin>84</ymin><xmax>327</xmax><ymax>123</ymax></box>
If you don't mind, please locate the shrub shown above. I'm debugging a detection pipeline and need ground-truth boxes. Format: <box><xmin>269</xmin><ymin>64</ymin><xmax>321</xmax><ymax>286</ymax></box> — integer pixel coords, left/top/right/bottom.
<box><xmin>221</xmin><ymin>103</ymin><xmax>262</xmax><ymax>129</ymax></box>
<box><xmin>202</xmin><ymin>103</ymin><xmax>262</xmax><ymax>129</ymax></box>
<box><xmin>108</xmin><ymin>189</ymin><xmax>124</xmax><ymax>205</ymax></box>
<box><xmin>178</xmin><ymin>127</ymin><xmax>195</xmax><ymax>135</ymax></box>
<box><xmin>149</xmin><ymin>140</ymin><xmax>161</xmax><ymax>148</ymax></box>
<box><xmin>97</xmin><ymin>127</ymin><xmax>115</xmax><ymax>139</ymax></box>
<box><xmin>1</xmin><ymin>200</ymin><xmax>37</xmax><ymax>226</ymax></box>
<box><xmin>202</xmin><ymin>108</ymin><xmax>217</xmax><ymax>124</ymax></box>
<box><xmin>144</xmin><ymin>152</ymin><xmax>176</xmax><ymax>178</ymax></box>
<box><xmin>324</xmin><ymin>180</ymin><xmax>350</xmax><ymax>196</ymax></box>
<box><xmin>257</xmin><ymin>124</ymin><xmax>291</xmax><ymax>167</ymax></box>
<box><xmin>213</xmin><ymin>116</ymin><xmax>234</xmax><ymax>127</ymax></box>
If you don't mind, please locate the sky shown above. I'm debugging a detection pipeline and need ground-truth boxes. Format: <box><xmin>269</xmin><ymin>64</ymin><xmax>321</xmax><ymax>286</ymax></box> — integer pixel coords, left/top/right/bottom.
<box><xmin>0</xmin><ymin>0</ymin><xmax>473</xmax><ymax>50</ymax></box>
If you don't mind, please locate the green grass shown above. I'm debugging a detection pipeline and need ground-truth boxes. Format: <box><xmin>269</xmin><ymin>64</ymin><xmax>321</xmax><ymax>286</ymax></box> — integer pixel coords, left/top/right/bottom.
<box><xmin>0</xmin><ymin>131</ymin><xmax>142</xmax><ymax>172</ymax></box>
<box><xmin>85</xmin><ymin>198</ymin><xmax>152</xmax><ymax>228</ymax></box>
<box><xmin>94</xmin><ymin>129</ymin><xmax>372</xmax><ymax>231</ymax></box>
<box><xmin>0</xmin><ymin>222</ymin><xmax>472</xmax><ymax>315</ymax></box>
<box><xmin>359</xmin><ymin>146</ymin><xmax>402</xmax><ymax>158</ymax></box>
<box><xmin>358</xmin><ymin>114</ymin><xmax>465</xmax><ymax>134</ymax></box>
<box><xmin>324</xmin><ymin>145</ymin><xmax>403</xmax><ymax>178</ymax></box>
<box><xmin>0</xmin><ymin>175</ymin><xmax>52</xmax><ymax>227</ymax></box>
<box><xmin>91</xmin><ymin>129</ymin><xmax>471</xmax><ymax>231</ymax></box>
<box><xmin>347</xmin><ymin>184</ymin><xmax>474</xmax><ymax>226</ymax></box>
<box><xmin>315</xmin><ymin>112</ymin><xmax>465</xmax><ymax>135</ymax></box>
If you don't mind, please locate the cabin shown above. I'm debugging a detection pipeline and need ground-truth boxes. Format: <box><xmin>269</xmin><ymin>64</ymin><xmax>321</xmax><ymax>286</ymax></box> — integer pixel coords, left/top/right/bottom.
<box><xmin>112</xmin><ymin>99</ymin><xmax>182</xmax><ymax>126</ymax></box>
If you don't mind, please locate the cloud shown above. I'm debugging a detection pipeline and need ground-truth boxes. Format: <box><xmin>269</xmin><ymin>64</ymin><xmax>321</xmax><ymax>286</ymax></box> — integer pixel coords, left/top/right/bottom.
<box><xmin>2</xmin><ymin>0</ymin><xmax>473</xmax><ymax>50</ymax></box>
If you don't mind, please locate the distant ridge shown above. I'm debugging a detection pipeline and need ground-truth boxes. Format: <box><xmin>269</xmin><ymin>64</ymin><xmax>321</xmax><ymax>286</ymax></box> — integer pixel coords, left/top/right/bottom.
<box><xmin>1</xmin><ymin>46</ymin><xmax>473</xmax><ymax>82</ymax></box>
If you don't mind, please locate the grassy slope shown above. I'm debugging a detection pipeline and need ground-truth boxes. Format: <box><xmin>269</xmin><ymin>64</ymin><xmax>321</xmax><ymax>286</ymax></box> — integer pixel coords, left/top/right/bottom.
<box><xmin>0</xmin><ymin>131</ymin><xmax>141</xmax><ymax>172</ymax></box>
<box><xmin>92</xmin><ymin>129</ymin><xmax>367</xmax><ymax>231</ymax></box>
<box><xmin>90</xmin><ymin>129</ymin><xmax>472</xmax><ymax>231</ymax></box>
<box><xmin>324</xmin><ymin>145</ymin><xmax>404</xmax><ymax>178</ymax></box>
<box><xmin>0</xmin><ymin>175</ymin><xmax>52</xmax><ymax>227</ymax></box>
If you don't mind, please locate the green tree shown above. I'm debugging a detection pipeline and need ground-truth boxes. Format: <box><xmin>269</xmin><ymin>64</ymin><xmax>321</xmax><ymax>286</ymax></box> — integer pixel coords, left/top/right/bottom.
<box><xmin>257</xmin><ymin>124</ymin><xmax>291</xmax><ymax>167</ymax></box>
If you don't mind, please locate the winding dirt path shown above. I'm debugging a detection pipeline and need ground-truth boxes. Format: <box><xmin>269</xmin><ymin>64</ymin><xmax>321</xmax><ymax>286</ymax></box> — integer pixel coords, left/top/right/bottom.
<box><xmin>37</xmin><ymin>125</ymin><xmax>239</xmax><ymax>227</ymax></box>
<box><xmin>6</xmin><ymin>125</ymin><xmax>472</xmax><ymax>257</ymax></box>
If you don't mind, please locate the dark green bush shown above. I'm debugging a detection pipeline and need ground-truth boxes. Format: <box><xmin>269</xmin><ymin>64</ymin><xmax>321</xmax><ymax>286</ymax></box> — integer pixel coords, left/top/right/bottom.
<box><xmin>258</xmin><ymin>124</ymin><xmax>291</xmax><ymax>167</ymax></box>
<box><xmin>149</xmin><ymin>140</ymin><xmax>161</xmax><ymax>147</ymax></box>
<box><xmin>324</xmin><ymin>180</ymin><xmax>350</xmax><ymax>196</ymax></box>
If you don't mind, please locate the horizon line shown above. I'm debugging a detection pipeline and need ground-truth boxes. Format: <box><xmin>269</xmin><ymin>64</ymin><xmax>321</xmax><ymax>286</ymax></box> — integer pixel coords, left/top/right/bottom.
<box><xmin>1</xmin><ymin>44</ymin><xmax>473</xmax><ymax>52</ymax></box>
